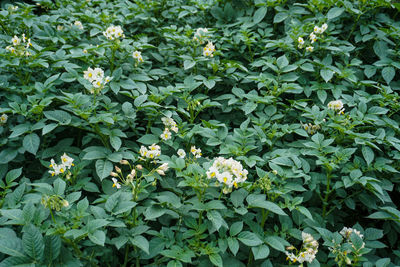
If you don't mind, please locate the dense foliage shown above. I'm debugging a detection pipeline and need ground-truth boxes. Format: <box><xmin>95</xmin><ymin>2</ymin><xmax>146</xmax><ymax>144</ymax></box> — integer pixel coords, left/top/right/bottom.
<box><xmin>1</xmin><ymin>0</ymin><xmax>400</xmax><ymax>266</ymax></box>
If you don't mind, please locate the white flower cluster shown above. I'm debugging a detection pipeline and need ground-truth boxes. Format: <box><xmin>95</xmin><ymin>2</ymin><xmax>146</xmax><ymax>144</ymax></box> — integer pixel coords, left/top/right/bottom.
<box><xmin>139</xmin><ymin>144</ymin><xmax>161</xmax><ymax>160</ymax></box>
<box><xmin>298</xmin><ymin>23</ymin><xmax>328</xmax><ymax>52</ymax></box>
<box><xmin>206</xmin><ymin>157</ymin><xmax>248</xmax><ymax>194</ymax></box>
<box><xmin>160</xmin><ymin>117</ymin><xmax>178</xmax><ymax>141</ymax></box>
<box><xmin>203</xmin><ymin>41</ymin><xmax>215</xmax><ymax>57</ymax></box>
<box><xmin>286</xmin><ymin>232</ymin><xmax>319</xmax><ymax>264</ymax></box>
<box><xmin>190</xmin><ymin>146</ymin><xmax>202</xmax><ymax>158</ymax></box>
<box><xmin>103</xmin><ymin>25</ymin><xmax>125</xmax><ymax>40</ymax></box>
<box><xmin>49</xmin><ymin>153</ymin><xmax>74</xmax><ymax>177</ymax></box>
<box><xmin>0</xmin><ymin>114</ymin><xmax>8</xmax><ymax>124</ymax></box>
<box><xmin>302</xmin><ymin>122</ymin><xmax>321</xmax><ymax>135</ymax></box>
<box><xmin>74</xmin><ymin>21</ymin><xmax>84</xmax><ymax>30</ymax></box>
<box><xmin>132</xmin><ymin>50</ymin><xmax>144</xmax><ymax>63</ymax></box>
<box><xmin>6</xmin><ymin>34</ymin><xmax>32</xmax><ymax>56</ymax></box>
<box><xmin>83</xmin><ymin>67</ymin><xmax>112</xmax><ymax>94</ymax></box>
<box><xmin>340</xmin><ymin>227</ymin><xmax>365</xmax><ymax>249</ymax></box>
<box><xmin>193</xmin><ymin>28</ymin><xmax>209</xmax><ymax>44</ymax></box>
<box><xmin>328</xmin><ymin>100</ymin><xmax>345</xmax><ymax>114</ymax></box>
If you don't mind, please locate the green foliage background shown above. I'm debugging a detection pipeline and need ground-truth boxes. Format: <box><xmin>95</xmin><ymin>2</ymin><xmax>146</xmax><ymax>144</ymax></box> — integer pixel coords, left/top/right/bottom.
<box><xmin>0</xmin><ymin>0</ymin><xmax>400</xmax><ymax>266</ymax></box>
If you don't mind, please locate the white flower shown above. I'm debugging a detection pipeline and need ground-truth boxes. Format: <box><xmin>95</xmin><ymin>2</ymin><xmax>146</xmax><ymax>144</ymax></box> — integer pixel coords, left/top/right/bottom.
<box><xmin>298</xmin><ymin>36</ymin><xmax>304</xmax><ymax>48</ymax></box>
<box><xmin>112</xmin><ymin>178</ymin><xmax>121</xmax><ymax>189</ymax></box>
<box><xmin>321</xmin><ymin>23</ymin><xmax>328</xmax><ymax>33</ymax></box>
<box><xmin>309</xmin><ymin>32</ymin><xmax>317</xmax><ymax>43</ymax></box>
<box><xmin>306</xmin><ymin>46</ymin><xmax>314</xmax><ymax>52</ymax></box>
<box><xmin>74</xmin><ymin>21</ymin><xmax>84</xmax><ymax>30</ymax></box>
<box><xmin>140</xmin><ymin>144</ymin><xmax>161</xmax><ymax>160</ymax></box>
<box><xmin>177</xmin><ymin>149</ymin><xmax>186</xmax><ymax>158</ymax></box>
<box><xmin>206</xmin><ymin>166</ymin><xmax>219</xmax><ymax>179</ymax></box>
<box><xmin>103</xmin><ymin>25</ymin><xmax>124</xmax><ymax>40</ymax></box>
<box><xmin>140</xmin><ymin>146</ymin><xmax>148</xmax><ymax>157</ymax></box>
<box><xmin>60</xmin><ymin>153</ymin><xmax>74</xmax><ymax>169</ymax></box>
<box><xmin>83</xmin><ymin>67</ymin><xmax>95</xmax><ymax>82</ymax></box>
<box><xmin>328</xmin><ymin>100</ymin><xmax>345</xmax><ymax>114</ymax></box>
<box><xmin>157</xmin><ymin>163</ymin><xmax>169</xmax><ymax>175</ymax></box>
<box><xmin>57</xmin><ymin>25</ymin><xmax>64</xmax><ymax>31</ymax></box>
<box><xmin>314</xmin><ymin>26</ymin><xmax>322</xmax><ymax>34</ymax></box>
<box><xmin>93</xmin><ymin>67</ymin><xmax>104</xmax><ymax>80</ymax></box>
<box><xmin>203</xmin><ymin>41</ymin><xmax>215</xmax><ymax>57</ymax></box>
<box><xmin>191</xmin><ymin>146</ymin><xmax>202</xmax><ymax>158</ymax></box>
<box><xmin>92</xmin><ymin>79</ymin><xmax>103</xmax><ymax>88</ymax></box>
<box><xmin>5</xmin><ymin>46</ymin><xmax>15</xmax><ymax>53</ymax></box>
<box><xmin>132</xmin><ymin>51</ymin><xmax>144</xmax><ymax>62</ymax></box>
<box><xmin>193</xmin><ymin>27</ymin><xmax>208</xmax><ymax>44</ymax></box>
<box><xmin>161</xmin><ymin>128</ymin><xmax>172</xmax><ymax>140</ymax></box>
<box><xmin>12</xmin><ymin>35</ymin><xmax>21</xmax><ymax>46</ymax></box>
<box><xmin>0</xmin><ymin>114</ymin><xmax>8</xmax><ymax>124</ymax></box>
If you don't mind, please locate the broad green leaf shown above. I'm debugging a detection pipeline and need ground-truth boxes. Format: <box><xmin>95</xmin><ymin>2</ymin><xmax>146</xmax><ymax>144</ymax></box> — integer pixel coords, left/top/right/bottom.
<box><xmin>184</xmin><ymin>60</ymin><xmax>196</xmax><ymax>70</ymax></box>
<box><xmin>253</xmin><ymin>7</ymin><xmax>267</xmax><ymax>24</ymax></box>
<box><xmin>327</xmin><ymin>7</ymin><xmax>344</xmax><ymax>20</ymax></box>
<box><xmin>382</xmin><ymin>67</ymin><xmax>395</xmax><ymax>84</ymax></box>
<box><xmin>88</xmin><ymin>230</ymin><xmax>106</xmax><ymax>246</ymax></box>
<box><xmin>44</xmin><ymin>110</ymin><xmax>71</xmax><ymax>125</ymax></box>
<box><xmin>23</xmin><ymin>133</ymin><xmax>40</xmax><ymax>155</ymax></box>
<box><xmin>137</xmin><ymin>134</ymin><xmax>159</xmax><ymax>145</ymax></box>
<box><xmin>362</xmin><ymin>146</ymin><xmax>374</xmax><ymax>166</ymax></box>
<box><xmin>209</xmin><ymin>253</ymin><xmax>223</xmax><ymax>267</ymax></box>
<box><xmin>229</xmin><ymin>221</ymin><xmax>243</xmax><ymax>236</ymax></box>
<box><xmin>6</xmin><ymin>168</ymin><xmax>22</xmax><ymax>184</ymax></box>
<box><xmin>95</xmin><ymin>160</ymin><xmax>113</xmax><ymax>180</ymax></box>
<box><xmin>22</xmin><ymin>224</ymin><xmax>44</xmax><ymax>261</ymax></box>
<box><xmin>252</xmin><ymin>245</ymin><xmax>270</xmax><ymax>260</ymax></box>
<box><xmin>238</xmin><ymin>231</ymin><xmax>263</xmax><ymax>246</ymax></box>
<box><xmin>320</xmin><ymin>69</ymin><xmax>334</xmax><ymax>82</ymax></box>
<box><xmin>130</xmin><ymin>235</ymin><xmax>149</xmax><ymax>254</ymax></box>
<box><xmin>0</xmin><ymin>238</ymin><xmax>25</xmax><ymax>257</ymax></box>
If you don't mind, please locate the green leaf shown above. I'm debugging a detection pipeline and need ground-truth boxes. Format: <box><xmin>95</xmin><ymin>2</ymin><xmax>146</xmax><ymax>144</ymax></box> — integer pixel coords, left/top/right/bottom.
<box><xmin>375</xmin><ymin>258</ymin><xmax>390</xmax><ymax>267</ymax></box>
<box><xmin>110</xmin><ymin>136</ymin><xmax>122</xmax><ymax>151</ymax></box>
<box><xmin>95</xmin><ymin>160</ymin><xmax>113</xmax><ymax>181</ymax></box>
<box><xmin>252</xmin><ymin>245</ymin><xmax>270</xmax><ymax>260</ymax></box>
<box><xmin>238</xmin><ymin>231</ymin><xmax>263</xmax><ymax>246</ymax></box>
<box><xmin>277</xmin><ymin>55</ymin><xmax>289</xmax><ymax>69</ymax></box>
<box><xmin>88</xmin><ymin>230</ymin><xmax>106</xmax><ymax>246</ymax></box>
<box><xmin>297</xmin><ymin>206</ymin><xmax>313</xmax><ymax>220</ymax></box>
<box><xmin>209</xmin><ymin>253</ymin><xmax>223</xmax><ymax>267</ymax></box>
<box><xmin>9</xmin><ymin>124</ymin><xmax>30</xmax><ymax>138</ymax></box>
<box><xmin>327</xmin><ymin>7</ymin><xmax>344</xmax><ymax>20</ymax></box>
<box><xmin>167</xmin><ymin>260</ymin><xmax>183</xmax><ymax>267</ymax></box>
<box><xmin>227</xmin><ymin>237</ymin><xmax>239</xmax><ymax>255</ymax></box>
<box><xmin>0</xmin><ymin>149</ymin><xmax>18</xmax><ymax>164</ymax></box>
<box><xmin>265</xmin><ymin>236</ymin><xmax>285</xmax><ymax>252</ymax></box>
<box><xmin>253</xmin><ymin>7</ymin><xmax>267</xmax><ymax>24</ymax></box>
<box><xmin>246</xmin><ymin>194</ymin><xmax>287</xmax><ymax>216</ymax></box>
<box><xmin>207</xmin><ymin>210</ymin><xmax>224</xmax><ymax>230</ymax></box>
<box><xmin>184</xmin><ymin>60</ymin><xmax>196</xmax><ymax>70</ymax></box>
<box><xmin>134</xmin><ymin>95</ymin><xmax>148</xmax><ymax>107</ymax></box>
<box><xmin>137</xmin><ymin>134</ymin><xmax>159</xmax><ymax>145</ymax></box>
<box><xmin>0</xmin><ymin>238</ymin><xmax>25</xmax><ymax>257</ymax></box>
<box><xmin>23</xmin><ymin>133</ymin><xmax>40</xmax><ymax>155</ymax></box>
<box><xmin>130</xmin><ymin>235</ymin><xmax>149</xmax><ymax>254</ymax></box>
<box><xmin>382</xmin><ymin>67</ymin><xmax>395</xmax><ymax>84</ymax></box>
<box><xmin>362</xmin><ymin>146</ymin><xmax>374</xmax><ymax>166</ymax></box>
<box><xmin>320</xmin><ymin>69</ymin><xmax>334</xmax><ymax>82</ymax></box>
<box><xmin>83</xmin><ymin>150</ymin><xmax>106</xmax><ymax>160</ymax></box>
<box><xmin>42</xmin><ymin>123</ymin><xmax>58</xmax><ymax>135</ymax></box>
<box><xmin>44</xmin><ymin>235</ymin><xmax>61</xmax><ymax>262</ymax></box>
<box><xmin>229</xmin><ymin>221</ymin><xmax>243</xmax><ymax>236</ymax></box>
<box><xmin>22</xmin><ymin>224</ymin><xmax>44</xmax><ymax>261</ymax></box>
<box><xmin>6</xmin><ymin>168</ymin><xmax>22</xmax><ymax>184</ymax></box>
<box><xmin>350</xmin><ymin>232</ymin><xmax>364</xmax><ymax>250</ymax></box>
<box><xmin>144</xmin><ymin>206</ymin><xmax>166</xmax><ymax>220</ymax></box>
<box><xmin>53</xmin><ymin>178</ymin><xmax>66</xmax><ymax>195</ymax></box>
<box><xmin>44</xmin><ymin>110</ymin><xmax>71</xmax><ymax>125</ymax></box>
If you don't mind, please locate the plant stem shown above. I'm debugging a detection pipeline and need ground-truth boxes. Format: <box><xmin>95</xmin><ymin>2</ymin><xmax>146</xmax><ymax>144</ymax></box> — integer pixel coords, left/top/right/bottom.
<box><xmin>322</xmin><ymin>169</ymin><xmax>332</xmax><ymax>217</ymax></box>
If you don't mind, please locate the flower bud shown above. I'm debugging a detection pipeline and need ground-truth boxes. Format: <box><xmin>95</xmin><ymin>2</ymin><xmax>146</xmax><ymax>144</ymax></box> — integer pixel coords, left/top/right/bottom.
<box><xmin>156</xmin><ymin>169</ymin><xmax>165</xmax><ymax>176</ymax></box>
<box><xmin>110</xmin><ymin>172</ymin><xmax>118</xmax><ymax>177</ymax></box>
<box><xmin>136</xmin><ymin>164</ymin><xmax>143</xmax><ymax>170</ymax></box>
<box><xmin>130</xmin><ymin>169</ymin><xmax>136</xmax><ymax>176</ymax></box>
<box><xmin>272</xmin><ymin>170</ymin><xmax>278</xmax><ymax>175</ymax></box>
<box><xmin>126</xmin><ymin>174</ymin><xmax>133</xmax><ymax>183</ymax></box>
<box><xmin>62</xmin><ymin>200</ymin><xmax>69</xmax><ymax>207</ymax></box>
<box><xmin>115</xmin><ymin>166</ymin><xmax>122</xmax><ymax>173</ymax></box>
<box><xmin>120</xmin><ymin>160</ymin><xmax>129</xmax><ymax>165</ymax></box>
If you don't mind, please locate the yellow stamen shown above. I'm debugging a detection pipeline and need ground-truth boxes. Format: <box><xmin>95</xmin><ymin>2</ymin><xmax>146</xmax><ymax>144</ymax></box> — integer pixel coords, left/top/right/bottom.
<box><xmin>60</xmin><ymin>168</ymin><xmax>64</xmax><ymax>173</ymax></box>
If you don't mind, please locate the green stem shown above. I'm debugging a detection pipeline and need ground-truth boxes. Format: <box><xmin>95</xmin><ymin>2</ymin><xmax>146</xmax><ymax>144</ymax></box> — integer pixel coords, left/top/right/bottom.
<box><xmin>322</xmin><ymin>169</ymin><xmax>332</xmax><ymax>217</ymax></box>
<box><xmin>49</xmin><ymin>208</ymin><xmax>56</xmax><ymax>224</ymax></box>
<box><xmin>122</xmin><ymin>244</ymin><xmax>130</xmax><ymax>267</ymax></box>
